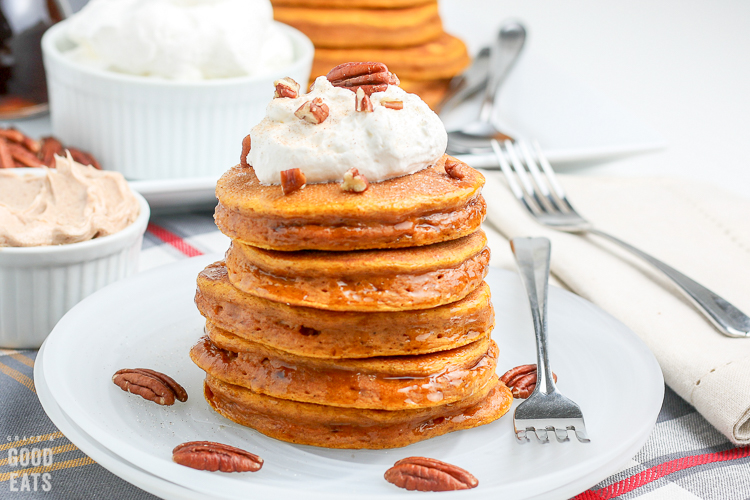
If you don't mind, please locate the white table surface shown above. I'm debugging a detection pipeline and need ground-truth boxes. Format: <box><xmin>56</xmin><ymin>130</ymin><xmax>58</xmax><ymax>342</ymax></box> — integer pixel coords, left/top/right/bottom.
<box><xmin>440</xmin><ymin>0</ymin><xmax>750</xmax><ymax>199</ymax></box>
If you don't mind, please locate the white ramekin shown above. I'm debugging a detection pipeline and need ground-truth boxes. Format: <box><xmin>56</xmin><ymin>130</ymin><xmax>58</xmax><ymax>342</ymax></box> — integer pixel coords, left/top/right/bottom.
<box><xmin>0</xmin><ymin>192</ymin><xmax>150</xmax><ymax>349</ymax></box>
<box><xmin>41</xmin><ymin>21</ymin><xmax>314</xmax><ymax>181</ymax></box>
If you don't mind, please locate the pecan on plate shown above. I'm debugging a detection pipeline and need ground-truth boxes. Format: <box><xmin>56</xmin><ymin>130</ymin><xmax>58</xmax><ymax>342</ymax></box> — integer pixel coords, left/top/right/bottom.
<box><xmin>112</xmin><ymin>368</ymin><xmax>188</xmax><ymax>406</ymax></box>
<box><xmin>385</xmin><ymin>457</ymin><xmax>478</xmax><ymax>492</ymax></box>
<box><xmin>68</xmin><ymin>147</ymin><xmax>101</xmax><ymax>170</ymax></box>
<box><xmin>274</xmin><ymin>77</ymin><xmax>300</xmax><ymax>99</ymax></box>
<box><xmin>326</xmin><ymin>62</ymin><xmax>400</xmax><ymax>96</ymax></box>
<box><xmin>0</xmin><ymin>137</ymin><xmax>14</xmax><ymax>168</ymax></box>
<box><xmin>173</xmin><ymin>441</ymin><xmax>263</xmax><ymax>472</ymax></box>
<box><xmin>280</xmin><ymin>168</ymin><xmax>306</xmax><ymax>194</ymax></box>
<box><xmin>341</xmin><ymin>167</ymin><xmax>369</xmax><ymax>193</ymax></box>
<box><xmin>240</xmin><ymin>134</ymin><xmax>252</xmax><ymax>168</ymax></box>
<box><xmin>295</xmin><ymin>97</ymin><xmax>329</xmax><ymax>124</ymax></box>
<box><xmin>500</xmin><ymin>364</ymin><xmax>558</xmax><ymax>399</ymax></box>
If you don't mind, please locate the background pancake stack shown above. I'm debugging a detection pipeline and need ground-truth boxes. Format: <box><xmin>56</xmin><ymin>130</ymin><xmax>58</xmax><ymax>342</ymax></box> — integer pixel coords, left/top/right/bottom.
<box><xmin>191</xmin><ymin>155</ymin><xmax>512</xmax><ymax>449</ymax></box>
<box><xmin>270</xmin><ymin>0</ymin><xmax>470</xmax><ymax>108</ymax></box>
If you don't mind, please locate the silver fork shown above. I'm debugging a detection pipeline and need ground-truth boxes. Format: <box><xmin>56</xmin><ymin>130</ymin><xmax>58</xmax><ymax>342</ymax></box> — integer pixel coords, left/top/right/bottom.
<box><xmin>493</xmin><ymin>138</ymin><xmax>750</xmax><ymax>338</ymax></box>
<box><xmin>510</xmin><ymin>236</ymin><xmax>590</xmax><ymax>443</ymax></box>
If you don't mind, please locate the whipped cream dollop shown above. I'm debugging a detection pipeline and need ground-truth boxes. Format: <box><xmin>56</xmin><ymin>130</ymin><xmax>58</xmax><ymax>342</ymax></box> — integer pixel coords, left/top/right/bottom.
<box><xmin>65</xmin><ymin>0</ymin><xmax>293</xmax><ymax>80</ymax></box>
<box><xmin>247</xmin><ymin>76</ymin><xmax>448</xmax><ymax>185</ymax></box>
<box><xmin>0</xmin><ymin>155</ymin><xmax>140</xmax><ymax>247</ymax></box>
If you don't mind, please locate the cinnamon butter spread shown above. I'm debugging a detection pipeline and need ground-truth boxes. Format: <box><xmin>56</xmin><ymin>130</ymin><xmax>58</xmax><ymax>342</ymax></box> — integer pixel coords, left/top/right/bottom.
<box><xmin>0</xmin><ymin>154</ymin><xmax>139</xmax><ymax>247</ymax></box>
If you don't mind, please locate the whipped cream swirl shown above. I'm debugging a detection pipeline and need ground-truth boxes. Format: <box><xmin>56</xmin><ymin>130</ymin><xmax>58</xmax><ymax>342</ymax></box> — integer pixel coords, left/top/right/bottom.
<box><xmin>247</xmin><ymin>76</ymin><xmax>448</xmax><ymax>185</ymax></box>
<box><xmin>65</xmin><ymin>0</ymin><xmax>293</xmax><ymax>80</ymax></box>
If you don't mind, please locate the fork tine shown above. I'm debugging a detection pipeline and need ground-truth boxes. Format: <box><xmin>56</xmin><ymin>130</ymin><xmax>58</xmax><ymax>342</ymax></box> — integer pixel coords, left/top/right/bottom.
<box><xmin>491</xmin><ymin>139</ymin><xmax>542</xmax><ymax>216</ymax></box>
<box><xmin>531</xmin><ymin>141</ymin><xmax>576</xmax><ymax>213</ymax></box>
<box><xmin>534</xmin><ymin>428</ymin><xmax>550</xmax><ymax>443</ymax></box>
<box><xmin>503</xmin><ymin>140</ymin><xmax>548</xmax><ymax>212</ymax></box>
<box><xmin>573</xmin><ymin>425</ymin><xmax>591</xmax><ymax>443</ymax></box>
<box><xmin>517</xmin><ymin>141</ymin><xmax>564</xmax><ymax>213</ymax></box>
<box><xmin>554</xmin><ymin>428</ymin><xmax>570</xmax><ymax>443</ymax></box>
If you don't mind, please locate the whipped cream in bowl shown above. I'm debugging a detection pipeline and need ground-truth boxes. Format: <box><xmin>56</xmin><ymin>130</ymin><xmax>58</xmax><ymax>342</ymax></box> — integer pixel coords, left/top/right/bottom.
<box><xmin>40</xmin><ymin>0</ymin><xmax>314</xmax><ymax>180</ymax></box>
<box><xmin>249</xmin><ymin>76</ymin><xmax>448</xmax><ymax>185</ymax></box>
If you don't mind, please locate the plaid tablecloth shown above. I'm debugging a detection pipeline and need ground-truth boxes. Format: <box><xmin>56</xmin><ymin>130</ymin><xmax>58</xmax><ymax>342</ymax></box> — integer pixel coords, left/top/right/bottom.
<box><xmin>1</xmin><ymin>212</ymin><xmax>748</xmax><ymax>499</ymax></box>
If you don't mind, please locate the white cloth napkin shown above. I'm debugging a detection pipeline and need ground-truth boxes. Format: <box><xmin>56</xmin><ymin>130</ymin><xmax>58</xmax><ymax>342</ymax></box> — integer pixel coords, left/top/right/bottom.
<box><xmin>479</xmin><ymin>170</ymin><xmax>750</xmax><ymax>446</ymax></box>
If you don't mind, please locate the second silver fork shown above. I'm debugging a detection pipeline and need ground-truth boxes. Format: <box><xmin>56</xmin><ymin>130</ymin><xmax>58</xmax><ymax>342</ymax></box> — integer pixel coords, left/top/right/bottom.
<box><xmin>493</xmin><ymin>138</ymin><xmax>750</xmax><ymax>338</ymax></box>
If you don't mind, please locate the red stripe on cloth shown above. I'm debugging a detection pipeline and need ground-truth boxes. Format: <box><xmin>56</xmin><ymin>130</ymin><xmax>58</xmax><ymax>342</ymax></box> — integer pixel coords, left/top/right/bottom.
<box><xmin>574</xmin><ymin>446</ymin><xmax>750</xmax><ymax>500</ymax></box>
<box><xmin>147</xmin><ymin>223</ymin><xmax>204</xmax><ymax>257</ymax></box>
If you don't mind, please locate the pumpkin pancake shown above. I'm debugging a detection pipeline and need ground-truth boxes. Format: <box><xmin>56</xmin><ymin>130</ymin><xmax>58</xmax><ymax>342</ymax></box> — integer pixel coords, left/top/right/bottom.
<box><xmin>204</xmin><ymin>375</ymin><xmax>512</xmax><ymax>449</ymax></box>
<box><xmin>191</xmin><ymin>334</ymin><xmax>498</xmax><ymax>410</ymax></box>
<box><xmin>311</xmin><ymin>33</ymin><xmax>470</xmax><ymax>82</ymax></box>
<box><xmin>214</xmin><ymin>155</ymin><xmax>485</xmax><ymax>251</ymax></box>
<box><xmin>272</xmin><ymin>3</ymin><xmax>442</xmax><ymax>49</ymax></box>
<box><xmin>224</xmin><ymin>230</ymin><xmax>489</xmax><ymax>312</ymax></box>
<box><xmin>398</xmin><ymin>78</ymin><xmax>451</xmax><ymax>110</ymax></box>
<box><xmin>195</xmin><ymin>262</ymin><xmax>494</xmax><ymax>358</ymax></box>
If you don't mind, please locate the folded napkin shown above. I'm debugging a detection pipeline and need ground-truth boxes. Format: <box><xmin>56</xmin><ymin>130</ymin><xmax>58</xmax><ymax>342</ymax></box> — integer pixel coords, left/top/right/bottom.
<box><xmin>479</xmin><ymin>171</ymin><xmax>750</xmax><ymax>446</ymax></box>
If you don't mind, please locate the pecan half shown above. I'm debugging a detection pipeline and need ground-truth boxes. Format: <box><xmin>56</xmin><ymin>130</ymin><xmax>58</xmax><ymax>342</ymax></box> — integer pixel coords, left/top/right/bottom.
<box><xmin>280</xmin><ymin>168</ymin><xmax>306</xmax><ymax>194</ymax></box>
<box><xmin>240</xmin><ymin>134</ymin><xmax>252</xmax><ymax>168</ymax></box>
<box><xmin>112</xmin><ymin>368</ymin><xmax>188</xmax><ymax>406</ymax></box>
<box><xmin>385</xmin><ymin>457</ymin><xmax>478</xmax><ymax>492</ymax></box>
<box><xmin>274</xmin><ymin>77</ymin><xmax>300</xmax><ymax>99</ymax></box>
<box><xmin>444</xmin><ymin>157</ymin><xmax>466</xmax><ymax>180</ymax></box>
<box><xmin>381</xmin><ymin>99</ymin><xmax>403</xmax><ymax>110</ymax></box>
<box><xmin>326</xmin><ymin>61</ymin><xmax>400</xmax><ymax>96</ymax></box>
<box><xmin>0</xmin><ymin>137</ymin><xmax>14</xmax><ymax>168</ymax></box>
<box><xmin>341</xmin><ymin>167</ymin><xmax>369</xmax><ymax>193</ymax></box>
<box><xmin>500</xmin><ymin>364</ymin><xmax>558</xmax><ymax>399</ymax></box>
<box><xmin>355</xmin><ymin>87</ymin><xmax>373</xmax><ymax>112</ymax></box>
<box><xmin>173</xmin><ymin>441</ymin><xmax>263</xmax><ymax>472</ymax></box>
<box><xmin>295</xmin><ymin>97</ymin><xmax>329</xmax><ymax>124</ymax></box>
<box><xmin>9</xmin><ymin>142</ymin><xmax>43</xmax><ymax>168</ymax></box>
<box><xmin>68</xmin><ymin>147</ymin><xmax>101</xmax><ymax>170</ymax></box>
<box><xmin>40</xmin><ymin>137</ymin><xmax>64</xmax><ymax>167</ymax></box>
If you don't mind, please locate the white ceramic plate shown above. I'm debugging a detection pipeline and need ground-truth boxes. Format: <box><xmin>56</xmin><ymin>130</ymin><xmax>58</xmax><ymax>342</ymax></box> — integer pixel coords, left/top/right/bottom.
<box><xmin>41</xmin><ymin>256</ymin><xmax>664</xmax><ymax>500</ymax></box>
<box><xmin>35</xmin><ymin>342</ymin><xmax>207</xmax><ymax>500</ymax></box>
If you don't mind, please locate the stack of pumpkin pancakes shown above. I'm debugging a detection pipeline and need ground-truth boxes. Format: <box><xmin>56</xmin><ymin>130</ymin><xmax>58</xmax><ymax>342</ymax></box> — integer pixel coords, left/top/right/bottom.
<box><xmin>269</xmin><ymin>0</ymin><xmax>470</xmax><ymax>108</ymax></box>
<box><xmin>191</xmin><ymin>155</ymin><xmax>513</xmax><ymax>449</ymax></box>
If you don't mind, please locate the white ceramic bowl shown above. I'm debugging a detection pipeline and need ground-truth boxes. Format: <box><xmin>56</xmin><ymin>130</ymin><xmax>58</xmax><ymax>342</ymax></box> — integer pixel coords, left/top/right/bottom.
<box><xmin>0</xmin><ymin>191</ymin><xmax>150</xmax><ymax>348</ymax></box>
<box><xmin>41</xmin><ymin>20</ymin><xmax>314</xmax><ymax>181</ymax></box>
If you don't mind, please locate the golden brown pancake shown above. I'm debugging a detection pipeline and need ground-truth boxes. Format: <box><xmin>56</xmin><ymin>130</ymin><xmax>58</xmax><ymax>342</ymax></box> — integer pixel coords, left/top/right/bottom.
<box><xmin>399</xmin><ymin>78</ymin><xmax>452</xmax><ymax>110</ymax></box>
<box><xmin>214</xmin><ymin>155</ymin><xmax>486</xmax><ymax>251</ymax></box>
<box><xmin>311</xmin><ymin>33</ymin><xmax>470</xmax><ymax>82</ymax></box>
<box><xmin>195</xmin><ymin>262</ymin><xmax>495</xmax><ymax>358</ymax></box>
<box><xmin>273</xmin><ymin>3</ymin><xmax>443</xmax><ymax>49</ymax></box>
<box><xmin>271</xmin><ymin>0</ymin><xmax>432</xmax><ymax>8</ymax></box>
<box><xmin>191</xmin><ymin>334</ymin><xmax>498</xmax><ymax>410</ymax></box>
<box><xmin>224</xmin><ymin>230</ymin><xmax>489</xmax><ymax>311</ymax></box>
<box><xmin>204</xmin><ymin>375</ymin><xmax>512</xmax><ymax>449</ymax></box>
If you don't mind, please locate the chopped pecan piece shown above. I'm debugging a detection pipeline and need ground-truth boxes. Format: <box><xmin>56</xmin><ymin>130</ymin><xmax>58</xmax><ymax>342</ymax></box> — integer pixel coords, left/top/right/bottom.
<box><xmin>273</xmin><ymin>77</ymin><xmax>300</xmax><ymax>99</ymax></box>
<box><xmin>381</xmin><ymin>99</ymin><xmax>403</xmax><ymax>110</ymax></box>
<box><xmin>385</xmin><ymin>457</ymin><xmax>478</xmax><ymax>492</ymax></box>
<box><xmin>295</xmin><ymin>97</ymin><xmax>329</xmax><ymax>124</ymax></box>
<box><xmin>500</xmin><ymin>364</ymin><xmax>558</xmax><ymax>399</ymax></box>
<box><xmin>355</xmin><ymin>87</ymin><xmax>373</xmax><ymax>112</ymax></box>
<box><xmin>280</xmin><ymin>168</ymin><xmax>306</xmax><ymax>194</ymax></box>
<box><xmin>326</xmin><ymin>61</ymin><xmax>400</xmax><ymax>96</ymax></box>
<box><xmin>240</xmin><ymin>134</ymin><xmax>252</xmax><ymax>168</ymax></box>
<box><xmin>444</xmin><ymin>157</ymin><xmax>467</xmax><ymax>180</ymax></box>
<box><xmin>112</xmin><ymin>368</ymin><xmax>188</xmax><ymax>406</ymax></box>
<box><xmin>173</xmin><ymin>441</ymin><xmax>263</xmax><ymax>472</ymax></box>
<box><xmin>341</xmin><ymin>167</ymin><xmax>369</xmax><ymax>193</ymax></box>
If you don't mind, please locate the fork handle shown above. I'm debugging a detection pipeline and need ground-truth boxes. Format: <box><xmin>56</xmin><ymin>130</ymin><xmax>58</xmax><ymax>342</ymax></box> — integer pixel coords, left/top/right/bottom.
<box><xmin>590</xmin><ymin>228</ymin><xmax>750</xmax><ymax>338</ymax></box>
<box><xmin>510</xmin><ymin>237</ymin><xmax>559</xmax><ymax>394</ymax></box>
